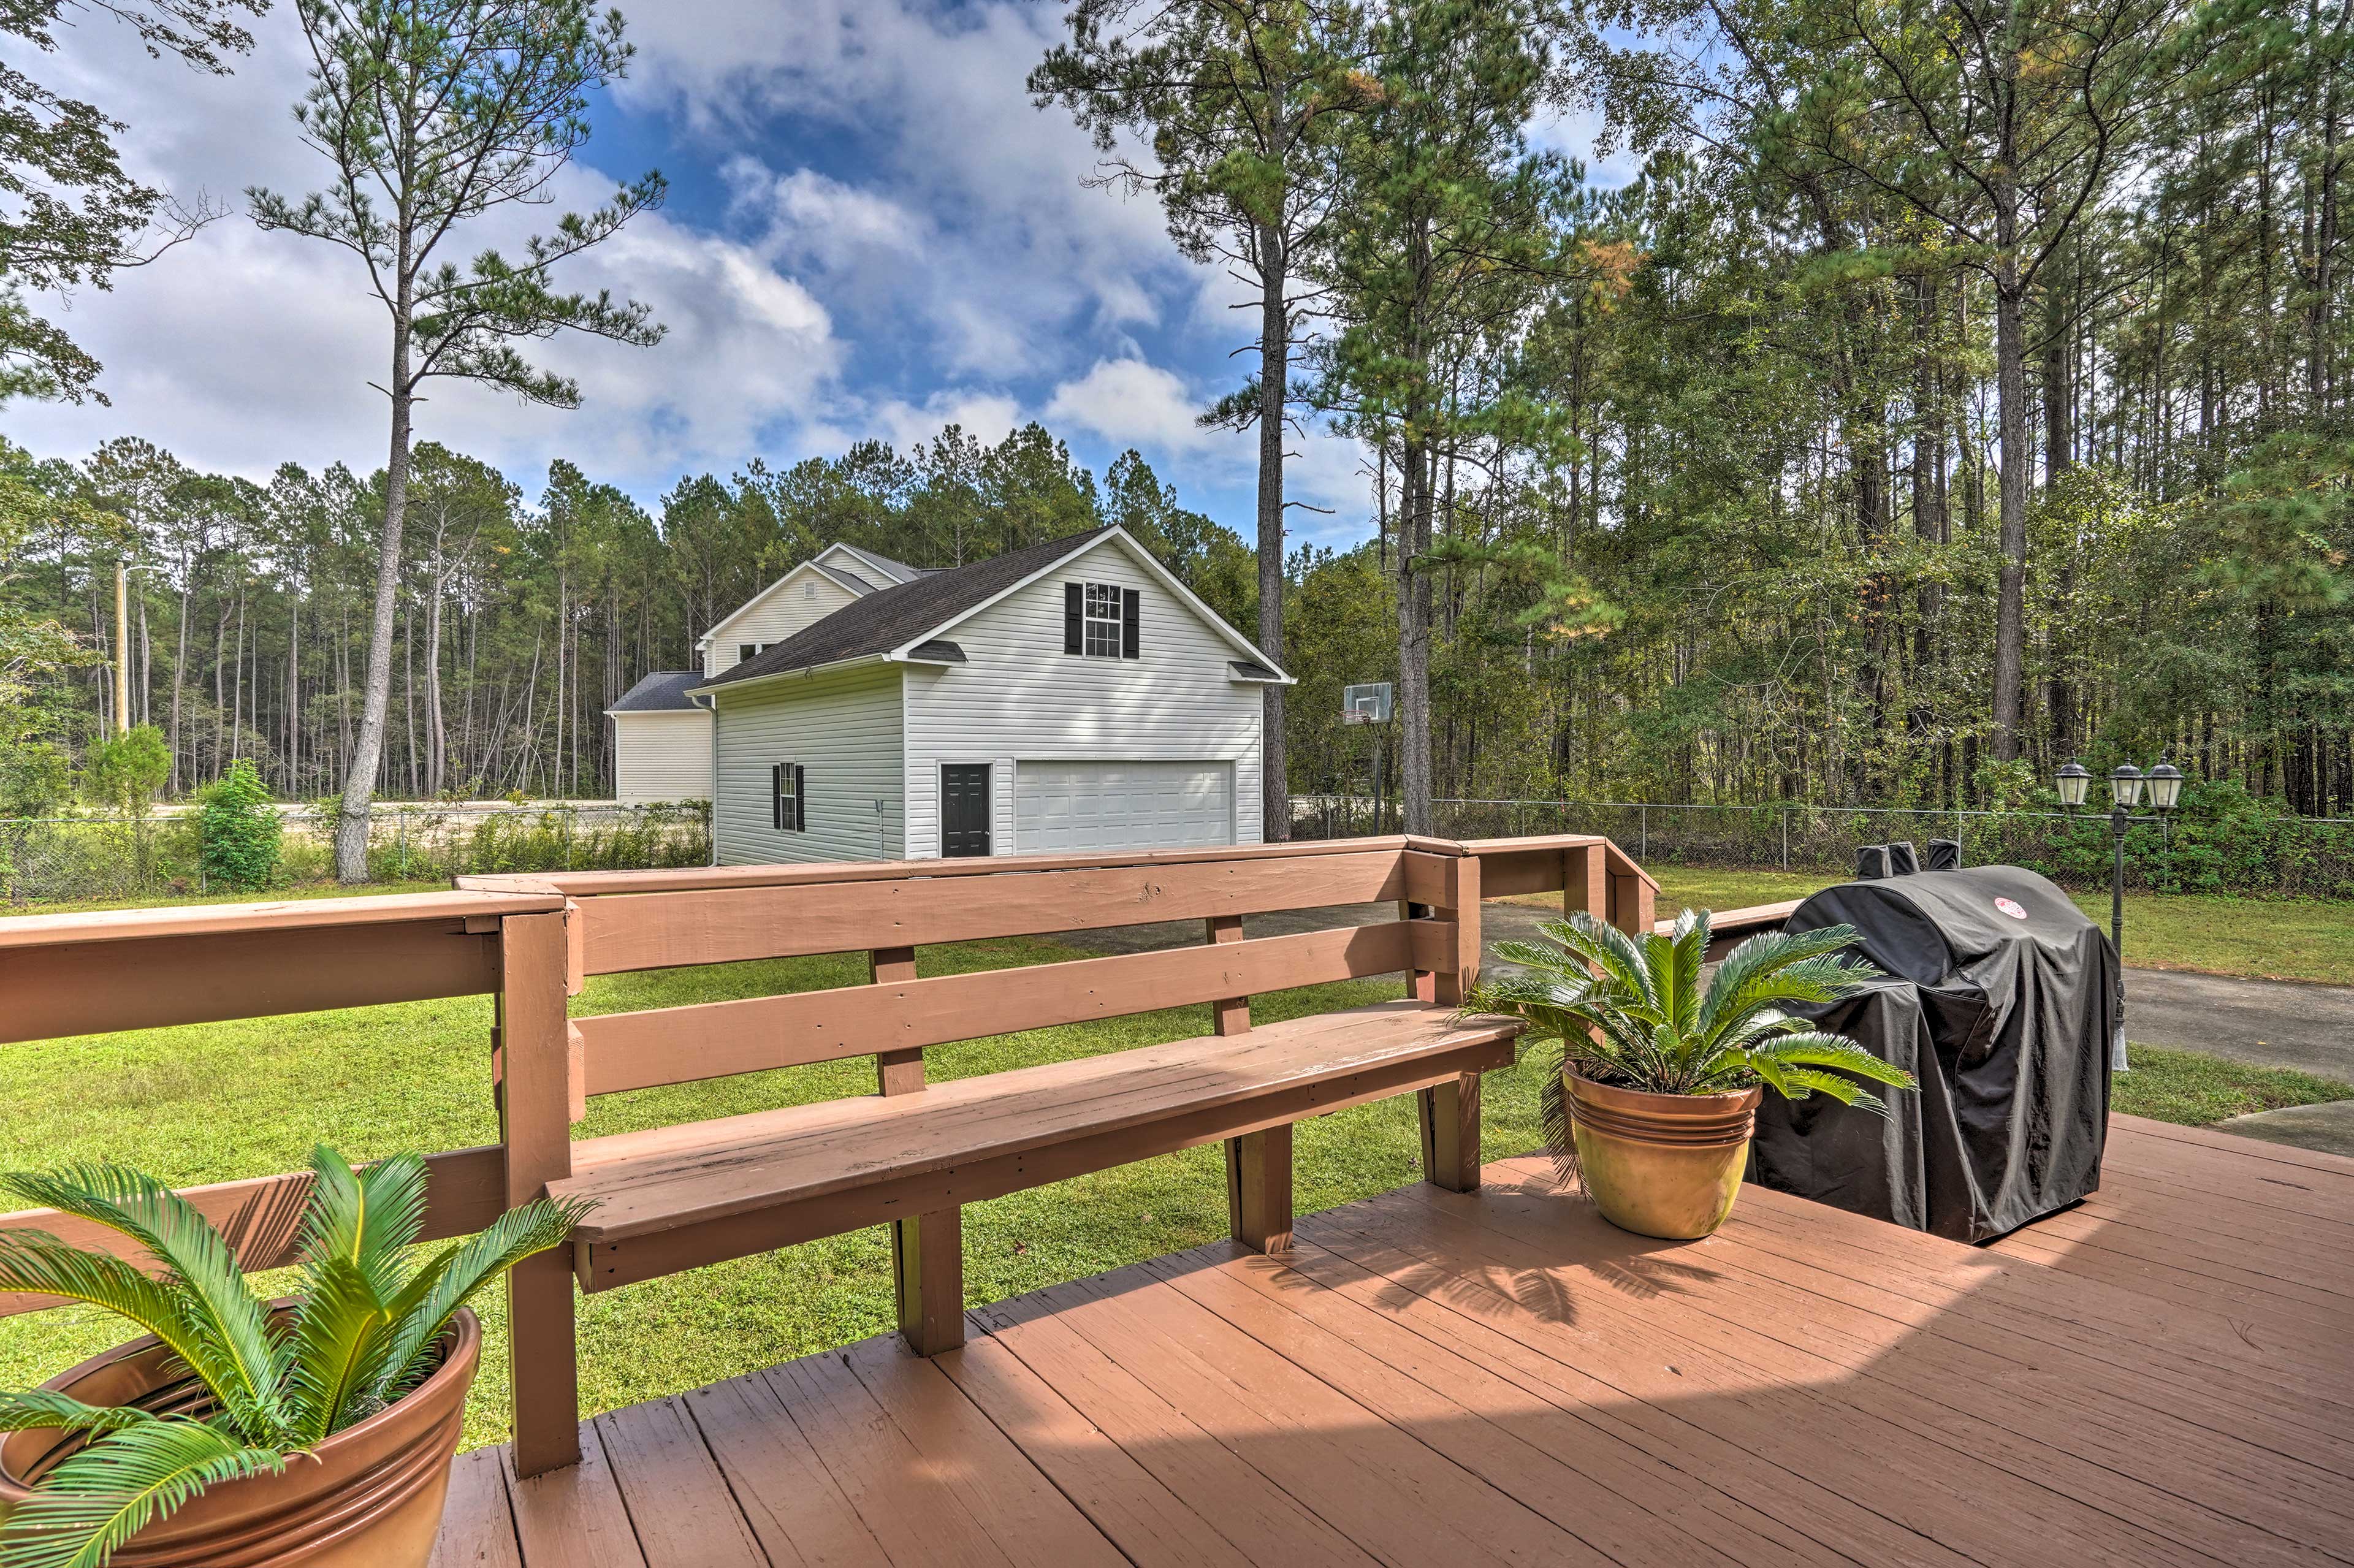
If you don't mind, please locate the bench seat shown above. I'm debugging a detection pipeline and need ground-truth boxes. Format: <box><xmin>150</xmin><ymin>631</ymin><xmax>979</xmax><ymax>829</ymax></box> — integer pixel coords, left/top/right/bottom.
<box><xmin>556</xmin><ymin>999</ymin><xmax>1522</xmax><ymax>1292</ymax></box>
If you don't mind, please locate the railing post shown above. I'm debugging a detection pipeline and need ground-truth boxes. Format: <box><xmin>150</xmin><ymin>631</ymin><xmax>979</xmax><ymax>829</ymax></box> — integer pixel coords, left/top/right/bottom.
<box><xmin>1417</xmin><ymin>851</ymin><xmax>1484</xmax><ymax>1192</ymax></box>
<box><xmin>870</xmin><ymin>943</ymin><xmax>962</xmax><ymax>1354</ymax></box>
<box><xmin>501</xmin><ymin>910</ymin><xmax>581</xmax><ymax>1477</ymax></box>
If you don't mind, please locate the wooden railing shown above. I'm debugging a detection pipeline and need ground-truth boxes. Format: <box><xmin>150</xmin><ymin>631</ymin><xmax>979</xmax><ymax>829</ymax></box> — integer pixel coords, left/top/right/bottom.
<box><xmin>0</xmin><ymin>831</ymin><xmax>1651</xmax><ymax>1477</ymax></box>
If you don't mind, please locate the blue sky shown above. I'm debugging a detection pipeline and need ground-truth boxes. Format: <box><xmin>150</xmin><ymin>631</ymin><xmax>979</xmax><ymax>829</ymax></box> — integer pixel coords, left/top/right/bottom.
<box><xmin>10</xmin><ymin>1</ymin><xmax>1626</xmax><ymax>550</ymax></box>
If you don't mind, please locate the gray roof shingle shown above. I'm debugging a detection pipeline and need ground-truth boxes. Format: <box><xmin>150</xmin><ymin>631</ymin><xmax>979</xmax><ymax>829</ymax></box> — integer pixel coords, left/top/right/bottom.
<box><xmin>706</xmin><ymin>528</ymin><xmax>1110</xmax><ymax>689</ymax></box>
<box><xmin>610</xmin><ymin>670</ymin><xmax>707</xmax><ymax>712</ymax></box>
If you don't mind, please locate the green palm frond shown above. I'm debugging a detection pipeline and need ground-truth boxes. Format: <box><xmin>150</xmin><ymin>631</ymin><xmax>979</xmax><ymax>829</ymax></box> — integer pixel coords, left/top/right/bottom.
<box><xmin>1760</xmin><ymin>1065</ymin><xmax>1897</xmax><ymax>1114</ymax></box>
<box><xmin>1751</xmin><ymin>1032</ymin><xmax>1921</xmax><ymax>1083</ymax></box>
<box><xmin>371</xmin><ymin>1195</ymin><xmax>589</xmax><ymax>1405</ymax></box>
<box><xmin>281</xmin><ymin>1257</ymin><xmax>395</xmax><ymax>1445</ymax></box>
<box><xmin>295</xmin><ymin>1148</ymin><xmax>427</xmax><ymax>1304</ymax></box>
<box><xmin>1693</xmin><ymin>926</ymin><xmax>1878</xmax><ymax>1045</ymax></box>
<box><xmin>0</xmin><ymin>1418</ymin><xmax>288</xmax><ymax>1568</ymax></box>
<box><xmin>0</xmin><ymin>1395</ymin><xmax>157</xmax><ymax>1439</ymax></box>
<box><xmin>0</xmin><ymin>1167</ymin><xmax>282</xmax><ymax>1440</ymax></box>
<box><xmin>0</xmin><ymin>1238</ymin><xmax>221</xmax><ymax>1399</ymax></box>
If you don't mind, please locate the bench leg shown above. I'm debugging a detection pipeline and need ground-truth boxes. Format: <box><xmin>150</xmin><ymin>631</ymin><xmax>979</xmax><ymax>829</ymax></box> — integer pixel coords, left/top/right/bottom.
<box><xmin>1225</xmin><ymin>1125</ymin><xmax>1293</xmax><ymax>1254</ymax></box>
<box><xmin>894</xmin><ymin>1208</ymin><xmax>964</xmax><ymax>1356</ymax></box>
<box><xmin>507</xmin><ymin>1249</ymin><xmax>581</xmax><ymax>1477</ymax></box>
<box><xmin>1419</xmin><ymin>1071</ymin><xmax>1483</xmax><ymax>1193</ymax></box>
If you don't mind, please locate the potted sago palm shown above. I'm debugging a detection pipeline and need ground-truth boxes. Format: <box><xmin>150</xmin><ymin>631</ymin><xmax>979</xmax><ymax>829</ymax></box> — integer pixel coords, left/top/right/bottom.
<box><xmin>0</xmin><ymin>1147</ymin><xmax>586</xmax><ymax>1568</ymax></box>
<box><xmin>1472</xmin><ymin>908</ymin><xmax>1917</xmax><ymax>1239</ymax></box>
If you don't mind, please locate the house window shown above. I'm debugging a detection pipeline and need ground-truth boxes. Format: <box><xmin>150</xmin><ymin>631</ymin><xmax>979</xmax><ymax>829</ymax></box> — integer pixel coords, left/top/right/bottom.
<box><xmin>739</xmin><ymin>642</ymin><xmax>766</xmax><ymax>665</ymax></box>
<box><xmin>1064</xmin><ymin>582</ymin><xmax>1141</xmax><ymax>659</ymax></box>
<box><xmin>771</xmin><ymin>763</ymin><xmax>804</xmax><ymax>832</ymax></box>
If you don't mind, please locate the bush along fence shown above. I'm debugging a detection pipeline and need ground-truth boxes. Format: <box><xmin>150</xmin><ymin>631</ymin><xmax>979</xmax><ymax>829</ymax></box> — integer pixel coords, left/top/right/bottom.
<box><xmin>1293</xmin><ymin>783</ymin><xmax>2354</xmax><ymax>900</ymax></box>
<box><xmin>0</xmin><ymin>799</ymin><xmax>711</xmax><ymax>905</ymax></box>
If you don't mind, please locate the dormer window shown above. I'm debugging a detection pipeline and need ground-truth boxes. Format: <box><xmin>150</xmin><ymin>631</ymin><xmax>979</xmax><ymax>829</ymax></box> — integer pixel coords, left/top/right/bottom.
<box><xmin>1064</xmin><ymin>582</ymin><xmax>1140</xmax><ymax>659</ymax></box>
<box><xmin>739</xmin><ymin>642</ymin><xmax>766</xmax><ymax>665</ymax></box>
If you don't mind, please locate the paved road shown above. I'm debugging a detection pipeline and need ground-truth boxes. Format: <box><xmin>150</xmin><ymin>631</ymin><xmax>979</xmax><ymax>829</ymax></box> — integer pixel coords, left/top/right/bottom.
<box><xmin>2120</xmin><ymin>967</ymin><xmax>2353</xmax><ymax>1079</ymax></box>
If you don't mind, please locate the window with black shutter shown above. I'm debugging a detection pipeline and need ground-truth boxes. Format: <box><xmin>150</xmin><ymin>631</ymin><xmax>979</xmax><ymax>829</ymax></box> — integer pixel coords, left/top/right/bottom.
<box><xmin>771</xmin><ymin>763</ymin><xmax>804</xmax><ymax>832</ymax></box>
<box><xmin>1068</xmin><ymin>582</ymin><xmax>1138</xmax><ymax>659</ymax></box>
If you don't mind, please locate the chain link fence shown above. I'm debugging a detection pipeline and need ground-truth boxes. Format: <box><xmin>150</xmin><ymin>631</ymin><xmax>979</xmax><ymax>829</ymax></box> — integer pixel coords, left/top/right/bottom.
<box><xmin>1291</xmin><ymin>796</ymin><xmax>2354</xmax><ymax>900</ymax></box>
<box><xmin>0</xmin><ymin>801</ymin><xmax>712</xmax><ymax>907</ymax></box>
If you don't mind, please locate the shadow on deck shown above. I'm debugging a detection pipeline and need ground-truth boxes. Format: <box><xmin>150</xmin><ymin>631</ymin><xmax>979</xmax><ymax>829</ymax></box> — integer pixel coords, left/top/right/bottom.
<box><xmin>431</xmin><ymin>1114</ymin><xmax>2354</xmax><ymax>1567</ymax></box>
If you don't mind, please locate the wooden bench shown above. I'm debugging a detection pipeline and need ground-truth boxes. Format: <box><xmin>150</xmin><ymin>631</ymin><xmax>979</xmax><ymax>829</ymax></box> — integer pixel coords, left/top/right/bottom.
<box><xmin>459</xmin><ymin>832</ymin><xmax>1652</xmax><ymax>1475</ymax></box>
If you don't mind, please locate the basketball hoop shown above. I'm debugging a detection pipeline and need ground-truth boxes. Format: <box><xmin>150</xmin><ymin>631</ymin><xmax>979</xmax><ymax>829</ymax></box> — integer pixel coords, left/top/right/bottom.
<box><xmin>1342</xmin><ymin>682</ymin><xmax>1393</xmax><ymax>725</ymax></box>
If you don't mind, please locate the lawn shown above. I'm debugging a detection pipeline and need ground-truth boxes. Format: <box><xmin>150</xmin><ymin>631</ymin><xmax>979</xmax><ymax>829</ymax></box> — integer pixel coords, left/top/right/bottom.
<box><xmin>1625</xmin><ymin>867</ymin><xmax>2354</xmax><ymax>985</ymax></box>
<box><xmin>0</xmin><ymin>935</ymin><xmax>1533</xmax><ymax>1454</ymax></box>
<box><xmin>2111</xmin><ymin>1046</ymin><xmax>2353</xmax><ymax>1127</ymax></box>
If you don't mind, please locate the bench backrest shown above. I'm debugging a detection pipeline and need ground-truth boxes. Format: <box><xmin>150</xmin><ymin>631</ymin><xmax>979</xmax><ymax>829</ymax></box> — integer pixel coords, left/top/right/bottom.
<box><xmin>463</xmin><ymin>835</ymin><xmax>1491</xmax><ymax>1115</ymax></box>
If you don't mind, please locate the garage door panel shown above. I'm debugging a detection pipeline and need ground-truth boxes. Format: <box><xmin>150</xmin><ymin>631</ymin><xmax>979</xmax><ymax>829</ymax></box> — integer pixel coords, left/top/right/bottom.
<box><xmin>1015</xmin><ymin>761</ymin><xmax>1235</xmax><ymax>853</ymax></box>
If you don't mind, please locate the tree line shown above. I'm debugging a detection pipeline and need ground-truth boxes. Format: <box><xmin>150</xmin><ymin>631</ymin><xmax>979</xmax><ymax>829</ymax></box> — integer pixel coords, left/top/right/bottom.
<box><xmin>0</xmin><ymin>0</ymin><xmax>2348</xmax><ymax>855</ymax></box>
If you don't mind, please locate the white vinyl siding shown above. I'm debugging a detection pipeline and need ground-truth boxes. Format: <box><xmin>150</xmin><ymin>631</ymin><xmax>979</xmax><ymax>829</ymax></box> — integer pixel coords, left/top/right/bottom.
<box><xmin>701</xmin><ymin>565</ymin><xmax>859</xmax><ymax>677</ymax></box>
<box><xmin>611</xmin><ymin>710</ymin><xmax>713</xmax><ymax>804</ymax></box>
<box><xmin>713</xmin><ymin>664</ymin><xmax>904</xmax><ymax>864</ymax></box>
<box><xmin>902</xmin><ymin>537</ymin><xmax>1264</xmax><ymax>857</ymax></box>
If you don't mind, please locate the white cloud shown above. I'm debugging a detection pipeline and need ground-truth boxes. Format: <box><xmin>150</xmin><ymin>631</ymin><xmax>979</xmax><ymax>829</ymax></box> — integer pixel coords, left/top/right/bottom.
<box><xmin>873</xmin><ymin>389</ymin><xmax>1025</xmax><ymax>454</ymax></box>
<box><xmin>620</xmin><ymin>1</ymin><xmax>1189</xmax><ymax>379</ymax></box>
<box><xmin>1</xmin><ymin>4</ymin><xmax>848</xmax><ymax>500</ymax></box>
<box><xmin>1046</xmin><ymin>359</ymin><xmax>1217</xmax><ymax>454</ymax></box>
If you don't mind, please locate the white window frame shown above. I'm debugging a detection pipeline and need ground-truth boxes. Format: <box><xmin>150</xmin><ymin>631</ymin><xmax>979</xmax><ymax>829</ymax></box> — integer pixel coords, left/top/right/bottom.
<box><xmin>1082</xmin><ymin>582</ymin><xmax>1123</xmax><ymax>658</ymax></box>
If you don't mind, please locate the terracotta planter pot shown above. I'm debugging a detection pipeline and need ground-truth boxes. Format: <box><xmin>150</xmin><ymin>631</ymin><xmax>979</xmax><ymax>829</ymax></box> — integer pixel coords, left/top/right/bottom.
<box><xmin>1565</xmin><ymin>1072</ymin><xmax>1763</xmax><ymax>1239</ymax></box>
<box><xmin>0</xmin><ymin>1307</ymin><xmax>479</xmax><ymax>1568</ymax></box>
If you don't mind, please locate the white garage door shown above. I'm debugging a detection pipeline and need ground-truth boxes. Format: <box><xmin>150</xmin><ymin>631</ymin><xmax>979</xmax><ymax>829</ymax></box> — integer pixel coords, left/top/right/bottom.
<box><xmin>1015</xmin><ymin>761</ymin><xmax>1235</xmax><ymax>853</ymax></box>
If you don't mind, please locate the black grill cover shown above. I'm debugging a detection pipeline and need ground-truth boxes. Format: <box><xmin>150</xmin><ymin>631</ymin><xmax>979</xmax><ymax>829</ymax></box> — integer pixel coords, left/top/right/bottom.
<box><xmin>1748</xmin><ymin>865</ymin><xmax>2116</xmax><ymax>1242</ymax></box>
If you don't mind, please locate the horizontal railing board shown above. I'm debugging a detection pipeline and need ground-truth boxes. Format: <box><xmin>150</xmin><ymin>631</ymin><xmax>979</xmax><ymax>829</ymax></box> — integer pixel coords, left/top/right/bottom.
<box><xmin>459</xmin><ymin>834</ymin><xmax>1472</xmax><ymax>900</ymax></box>
<box><xmin>577</xmin><ymin>919</ymin><xmax>1451</xmax><ymax>1095</ymax></box>
<box><xmin>574</xmin><ymin>849</ymin><xmax>1414</xmax><ymax>975</ymax></box>
<box><xmin>0</xmin><ymin>919</ymin><xmax>506</xmax><ymax>1044</ymax></box>
<box><xmin>0</xmin><ymin>1146</ymin><xmax>506</xmax><ymax>1317</ymax></box>
<box><xmin>0</xmin><ymin>889</ymin><xmax>561</xmax><ymax>950</ymax></box>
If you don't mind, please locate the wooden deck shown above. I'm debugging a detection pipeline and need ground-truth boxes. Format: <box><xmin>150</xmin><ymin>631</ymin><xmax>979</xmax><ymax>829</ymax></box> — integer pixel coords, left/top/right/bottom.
<box><xmin>429</xmin><ymin>1113</ymin><xmax>2354</xmax><ymax>1567</ymax></box>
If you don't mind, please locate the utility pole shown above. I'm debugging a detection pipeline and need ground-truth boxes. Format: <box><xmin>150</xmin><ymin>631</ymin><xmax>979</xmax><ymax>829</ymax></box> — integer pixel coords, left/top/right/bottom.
<box><xmin>114</xmin><ymin>558</ymin><xmax>132</xmax><ymax>739</ymax></box>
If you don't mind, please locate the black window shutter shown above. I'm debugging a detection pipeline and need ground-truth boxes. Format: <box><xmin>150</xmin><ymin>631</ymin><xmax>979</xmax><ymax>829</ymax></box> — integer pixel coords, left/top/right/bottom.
<box><xmin>794</xmin><ymin>764</ymin><xmax>807</xmax><ymax>832</ymax></box>
<box><xmin>1121</xmin><ymin>587</ymin><xmax>1140</xmax><ymax>658</ymax></box>
<box><xmin>1064</xmin><ymin>582</ymin><xmax>1083</xmax><ymax>654</ymax></box>
<box><xmin>771</xmin><ymin>763</ymin><xmax>784</xmax><ymax>831</ymax></box>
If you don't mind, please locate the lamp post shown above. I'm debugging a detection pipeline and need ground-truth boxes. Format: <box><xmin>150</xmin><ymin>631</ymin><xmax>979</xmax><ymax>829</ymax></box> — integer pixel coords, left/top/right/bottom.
<box><xmin>2057</xmin><ymin>757</ymin><xmax>2182</xmax><ymax>1073</ymax></box>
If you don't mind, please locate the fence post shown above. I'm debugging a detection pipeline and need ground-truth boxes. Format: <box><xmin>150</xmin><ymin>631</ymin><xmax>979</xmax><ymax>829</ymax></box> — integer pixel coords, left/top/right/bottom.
<box><xmin>1639</xmin><ymin>804</ymin><xmax>1648</xmax><ymax>861</ymax></box>
<box><xmin>397</xmin><ymin>810</ymin><xmax>408</xmax><ymax>881</ymax></box>
<box><xmin>1781</xmin><ymin>807</ymin><xmax>1789</xmax><ymax>872</ymax></box>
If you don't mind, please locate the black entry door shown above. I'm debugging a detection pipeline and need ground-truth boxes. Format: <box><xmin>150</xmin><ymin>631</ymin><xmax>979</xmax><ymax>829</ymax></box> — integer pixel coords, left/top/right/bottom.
<box><xmin>941</xmin><ymin>764</ymin><xmax>992</xmax><ymax>858</ymax></box>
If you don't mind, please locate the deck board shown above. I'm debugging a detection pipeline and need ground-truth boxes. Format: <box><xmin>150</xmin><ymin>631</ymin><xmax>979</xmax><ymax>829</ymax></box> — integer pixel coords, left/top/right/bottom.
<box><xmin>443</xmin><ymin>1112</ymin><xmax>2354</xmax><ymax>1566</ymax></box>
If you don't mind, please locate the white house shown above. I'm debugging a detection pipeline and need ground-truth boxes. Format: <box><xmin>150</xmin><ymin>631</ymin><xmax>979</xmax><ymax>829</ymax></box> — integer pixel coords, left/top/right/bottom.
<box><xmin>608</xmin><ymin>527</ymin><xmax>1291</xmax><ymax>861</ymax></box>
<box><xmin>608</xmin><ymin>542</ymin><xmax>931</xmax><ymax>804</ymax></box>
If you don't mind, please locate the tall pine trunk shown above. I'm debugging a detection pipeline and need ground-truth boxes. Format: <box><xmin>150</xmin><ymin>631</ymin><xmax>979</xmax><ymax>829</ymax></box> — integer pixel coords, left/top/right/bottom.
<box><xmin>1257</xmin><ymin>216</ymin><xmax>1290</xmax><ymax>840</ymax></box>
<box><xmin>335</xmin><ymin>291</ymin><xmax>413</xmax><ymax>881</ymax></box>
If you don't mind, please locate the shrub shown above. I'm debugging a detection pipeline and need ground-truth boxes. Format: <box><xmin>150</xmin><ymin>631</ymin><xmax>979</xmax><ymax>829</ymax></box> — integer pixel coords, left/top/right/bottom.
<box><xmin>197</xmin><ymin>759</ymin><xmax>282</xmax><ymax>890</ymax></box>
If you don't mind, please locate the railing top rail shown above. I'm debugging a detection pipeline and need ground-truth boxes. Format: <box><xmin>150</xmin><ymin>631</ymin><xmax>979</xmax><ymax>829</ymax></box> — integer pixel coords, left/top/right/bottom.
<box><xmin>457</xmin><ymin>832</ymin><xmax>1489</xmax><ymax>899</ymax></box>
<box><xmin>1458</xmin><ymin>834</ymin><xmax>1660</xmax><ymax>892</ymax></box>
<box><xmin>0</xmin><ymin>888</ymin><xmax>564</xmax><ymax>951</ymax></box>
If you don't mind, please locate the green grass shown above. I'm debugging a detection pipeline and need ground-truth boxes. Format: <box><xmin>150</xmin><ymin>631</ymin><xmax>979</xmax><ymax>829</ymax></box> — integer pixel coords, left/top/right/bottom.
<box><xmin>1628</xmin><ymin>867</ymin><xmax>2354</xmax><ymax>985</ymax></box>
<box><xmin>2111</xmin><ymin>1045</ymin><xmax>2353</xmax><ymax>1127</ymax></box>
<box><xmin>0</xmin><ymin>935</ymin><xmax>1549</xmax><ymax>1455</ymax></box>
<box><xmin>1</xmin><ymin>881</ymin><xmax>452</xmax><ymax>917</ymax></box>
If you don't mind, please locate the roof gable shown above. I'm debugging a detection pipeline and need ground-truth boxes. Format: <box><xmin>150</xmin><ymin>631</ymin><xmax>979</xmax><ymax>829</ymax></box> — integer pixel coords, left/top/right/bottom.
<box><xmin>699</xmin><ymin>526</ymin><xmax>1289</xmax><ymax>693</ymax></box>
<box><xmin>698</xmin><ymin>551</ymin><xmax>876</xmax><ymax>649</ymax></box>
